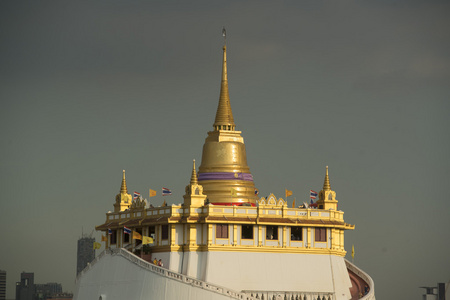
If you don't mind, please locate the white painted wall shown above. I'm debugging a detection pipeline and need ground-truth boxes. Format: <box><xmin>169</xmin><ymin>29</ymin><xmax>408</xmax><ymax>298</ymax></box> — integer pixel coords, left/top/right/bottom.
<box><xmin>196</xmin><ymin>224</ymin><xmax>202</xmax><ymax>245</ymax></box>
<box><xmin>204</xmin><ymin>251</ymin><xmax>352</xmax><ymax>300</ymax></box>
<box><xmin>74</xmin><ymin>254</ymin><xmax>238</xmax><ymax>300</ymax></box>
<box><xmin>175</xmin><ymin>224</ymin><xmax>183</xmax><ymax>245</ymax></box>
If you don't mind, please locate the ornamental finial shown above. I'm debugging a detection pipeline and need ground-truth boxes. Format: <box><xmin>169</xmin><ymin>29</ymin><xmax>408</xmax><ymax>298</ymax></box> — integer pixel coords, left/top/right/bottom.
<box><xmin>120</xmin><ymin>170</ymin><xmax>128</xmax><ymax>193</ymax></box>
<box><xmin>213</xmin><ymin>30</ymin><xmax>235</xmax><ymax>131</ymax></box>
<box><xmin>190</xmin><ymin>159</ymin><xmax>198</xmax><ymax>185</ymax></box>
<box><xmin>323</xmin><ymin>166</ymin><xmax>331</xmax><ymax>191</ymax></box>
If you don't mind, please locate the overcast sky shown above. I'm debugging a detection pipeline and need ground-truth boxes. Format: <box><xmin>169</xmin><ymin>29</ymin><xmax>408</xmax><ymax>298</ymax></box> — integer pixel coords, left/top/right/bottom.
<box><xmin>1</xmin><ymin>1</ymin><xmax>449</xmax><ymax>299</ymax></box>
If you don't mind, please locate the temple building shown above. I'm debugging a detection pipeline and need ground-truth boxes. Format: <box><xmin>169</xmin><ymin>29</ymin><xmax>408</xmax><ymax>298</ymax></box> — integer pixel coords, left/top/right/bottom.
<box><xmin>75</xmin><ymin>40</ymin><xmax>375</xmax><ymax>300</ymax></box>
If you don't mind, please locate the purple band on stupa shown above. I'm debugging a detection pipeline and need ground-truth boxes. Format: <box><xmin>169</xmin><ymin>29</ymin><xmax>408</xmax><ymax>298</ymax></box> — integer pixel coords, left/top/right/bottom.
<box><xmin>198</xmin><ymin>172</ymin><xmax>254</xmax><ymax>182</ymax></box>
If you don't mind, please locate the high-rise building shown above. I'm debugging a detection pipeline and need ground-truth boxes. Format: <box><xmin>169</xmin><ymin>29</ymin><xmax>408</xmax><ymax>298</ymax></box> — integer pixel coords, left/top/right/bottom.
<box><xmin>0</xmin><ymin>270</ymin><xmax>6</xmax><ymax>300</ymax></box>
<box><xmin>15</xmin><ymin>272</ymin><xmax>34</xmax><ymax>300</ymax></box>
<box><xmin>76</xmin><ymin>236</ymin><xmax>95</xmax><ymax>275</ymax></box>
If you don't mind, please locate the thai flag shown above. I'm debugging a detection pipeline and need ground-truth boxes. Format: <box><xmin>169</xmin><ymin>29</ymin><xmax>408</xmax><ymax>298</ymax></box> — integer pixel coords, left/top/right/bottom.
<box><xmin>108</xmin><ymin>228</ymin><xmax>112</xmax><ymax>235</ymax></box>
<box><xmin>124</xmin><ymin>226</ymin><xmax>131</xmax><ymax>235</ymax></box>
<box><xmin>162</xmin><ymin>187</ymin><xmax>172</xmax><ymax>196</ymax></box>
<box><xmin>310</xmin><ymin>190</ymin><xmax>318</xmax><ymax>200</ymax></box>
<box><xmin>133</xmin><ymin>192</ymin><xmax>140</xmax><ymax>200</ymax></box>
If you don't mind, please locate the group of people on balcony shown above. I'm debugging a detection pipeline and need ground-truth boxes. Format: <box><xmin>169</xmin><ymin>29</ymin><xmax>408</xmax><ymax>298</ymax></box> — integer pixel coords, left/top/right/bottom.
<box><xmin>152</xmin><ymin>258</ymin><xmax>164</xmax><ymax>267</ymax></box>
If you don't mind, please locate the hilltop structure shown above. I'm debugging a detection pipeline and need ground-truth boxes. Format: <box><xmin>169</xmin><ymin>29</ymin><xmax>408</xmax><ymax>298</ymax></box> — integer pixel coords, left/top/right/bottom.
<box><xmin>75</xmin><ymin>40</ymin><xmax>375</xmax><ymax>300</ymax></box>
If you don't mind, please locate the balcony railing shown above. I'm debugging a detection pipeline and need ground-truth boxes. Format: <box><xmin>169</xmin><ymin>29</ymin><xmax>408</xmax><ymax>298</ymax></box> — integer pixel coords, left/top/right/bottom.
<box><xmin>242</xmin><ymin>290</ymin><xmax>334</xmax><ymax>300</ymax></box>
<box><xmin>105</xmin><ymin>204</ymin><xmax>346</xmax><ymax>224</ymax></box>
<box><xmin>76</xmin><ymin>248</ymin><xmax>256</xmax><ymax>300</ymax></box>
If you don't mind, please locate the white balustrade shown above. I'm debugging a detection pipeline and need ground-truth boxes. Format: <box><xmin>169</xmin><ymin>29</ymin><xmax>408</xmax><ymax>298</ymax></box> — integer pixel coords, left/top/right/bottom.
<box><xmin>77</xmin><ymin>248</ymin><xmax>257</xmax><ymax>300</ymax></box>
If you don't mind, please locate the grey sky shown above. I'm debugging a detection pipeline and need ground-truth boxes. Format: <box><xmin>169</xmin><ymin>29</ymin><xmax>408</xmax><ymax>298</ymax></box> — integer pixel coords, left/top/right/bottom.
<box><xmin>1</xmin><ymin>1</ymin><xmax>449</xmax><ymax>299</ymax></box>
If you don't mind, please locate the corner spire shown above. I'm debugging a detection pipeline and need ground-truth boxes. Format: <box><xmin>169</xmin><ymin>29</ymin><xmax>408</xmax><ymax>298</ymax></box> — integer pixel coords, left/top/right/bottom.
<box><xmin>190</xmin><ymin>159</ymin><xmax>198</xmax><ymax>185</ymax></box>
<box><xmin>114</xmin><ymin>170</ymin><xmax>132</xmax><ymax>212</ymax></box>
<box><xmin>323</xmin><ymin>166</ymin><xmax>331</xmax><ymax>191</ymax></box>
<box><xmin>213</xmin><ymin>28</ymin><xmax>235</xmax><ymax>131</ymax></box>
<box><xmin>120</xmin><ymin>170</ymin><xmax>128</xmax><ymax>193</ymax></box>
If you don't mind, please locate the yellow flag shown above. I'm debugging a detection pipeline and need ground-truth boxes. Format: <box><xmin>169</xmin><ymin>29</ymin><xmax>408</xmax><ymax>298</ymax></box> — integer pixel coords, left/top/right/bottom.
<box><xmin>132</xmin><ymin>231</ymin><xmax>142</xmax><ymax>240</ymax></box>
<box><xmin>149</xmin><ymin>189</ymin><xmax>157</xmax><ymax>197</ymax></box>
<box><xmin>351</xmin><ymin>245</ymin><xmax>355</xmax><ymax>259</ymax></box>
<box><xmin>292</xmin><ymin>198</ymin><xmax>296</xmax><ymax>208</ymax></box>
<box><xmin>142</xmin><ymin>236</ymin><xmax>154</xmax><ymax>245</ymax></box>
<box><xmin>101</xmin><ymin>235</ymin><xmax>107</xmax><ymax>242</ymax></box>
<box><xmin>231</xmin><ymin>188</ymin><xmax>237</xmax><ymax>196</ymax></box>
<box><xmin>93</xmin><ymin>242</ymin><xmax>101</xmax><ymax>250</ymax></box>
<box><xmin>285</xmin><ymin>189</ymin><xmax>293</xmax><ymax>197</ymax></box>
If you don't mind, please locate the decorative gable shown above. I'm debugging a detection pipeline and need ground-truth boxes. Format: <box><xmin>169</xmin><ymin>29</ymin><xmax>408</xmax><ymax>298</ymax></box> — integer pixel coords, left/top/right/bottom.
<box><xmin>257</xmin><ymin>194</ymin><xmax>287</xmax><ymax>207</ymax></box>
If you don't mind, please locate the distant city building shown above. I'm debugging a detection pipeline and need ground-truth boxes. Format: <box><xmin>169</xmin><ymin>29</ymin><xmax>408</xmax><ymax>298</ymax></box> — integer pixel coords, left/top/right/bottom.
<box><xmin>15</xmin><ymin>272</ymin><xmax>34</xmax><ymax>300</ymax></box>
<box><xmin>35</xmin><ymin>283</ymin><xmax>62</xmax><ymax>300</ymax></box>
<box><xmin>0</xmin><ymin>270</ymin><xmax>6</xmax><ymax>300</ymax></box>
<box><xmin>76</xmin><ymin>235</ymin><xmax>95</xmax><ymax>275</ymax></box>
<box><xmin>15</xmin><ymin>272</ymin><xmax>69</xmax><ymax>300</ymax></box>
<box><xmin>420</xmin><ymin>282</ymin><xmax>449</xmax><ymax>300</ymax></box>
<box><xmin>46</xmin><ymin>293</ymin><xmax>73</xmax><ymax>300</ymax></box>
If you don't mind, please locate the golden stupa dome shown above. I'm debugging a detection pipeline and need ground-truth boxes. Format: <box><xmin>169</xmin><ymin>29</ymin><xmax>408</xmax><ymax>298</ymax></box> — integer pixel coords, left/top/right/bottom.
<box><xmin>198</xmin><ymin>42</ymin><xmax>257</xmax><ymax>206</ymax></box>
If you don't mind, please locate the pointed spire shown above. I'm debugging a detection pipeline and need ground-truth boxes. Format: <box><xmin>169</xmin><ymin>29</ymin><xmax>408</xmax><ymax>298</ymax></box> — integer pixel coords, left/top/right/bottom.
<box><xmin>323</xmin><ymin>166</ymin><xmax>331</xmax><ymax>191</ymax></box>
<box><xmin>213</xmin><ymin>38</ymin><xmax>235</xmax><ymax>131</ymax></box>
<box><xmin>120</xmin><ymin>170</ymin><xmax>128</xmax><ymax>193</ymax></box>
<box><xmin>190</xmin><ymin>159</ymin><xmax>198</xmax><ymax>185</ymax></box>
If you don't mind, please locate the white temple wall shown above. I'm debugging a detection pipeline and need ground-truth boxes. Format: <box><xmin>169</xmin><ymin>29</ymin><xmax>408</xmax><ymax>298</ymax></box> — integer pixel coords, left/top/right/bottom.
<box><xmin>204</xmin><ymin>251</ymin><xmax>352</xmax><ymax>300</ymax></box>
<box><xmin>168</xmin><ymin>251</ymin><xmax>181</xmax><ymax>272</ymax></box>
<box><xmin>229</xmin><ymin>224</ymin><xmax>234</xmax><ymax>242</ymax></box>
<box><xmin>175</xmin><ymin>224</ymin><xmax>183</xmax><ymax>245</ymax></box>
<box><xmin>241</xmin><ymin>239</ymin><xmax>254</xmax><ymax>246</ymax></box>
<box><xmin>328</xmin><ymin>228</ymin><xmax>331</xmax><ymax>248</ymax></box>
<box><xmin>330</xmin><ymin>255</ymin><xmax>352</xmax><ymax>299</ymax></box>
<box><xmin>236</xmin><ymin>226</ymin><xmax>241</xmax><ymax>244</ymax></box>
<box><xmin>196</xmin><ymin>224</ymin><xmax>202</xmax><ymax>244</ymax></box>
<box><xmin>203</xmin><ymin>224</ymin><xmax>208</xmax><ymax>244</ymax></box>
<box><xmin>74</xmin><ymin>253</ymin><xmax>237</xmax><ymax>300</ymax></box>
<box><xmin>197</xmin><ymin>252</ymin><xmax>208</xmax><ymax>280</ymax></box>
<box><xmin>185</xmin><ymin>251</ymin><xmax>199</xmax><ymax>278</ymax></box>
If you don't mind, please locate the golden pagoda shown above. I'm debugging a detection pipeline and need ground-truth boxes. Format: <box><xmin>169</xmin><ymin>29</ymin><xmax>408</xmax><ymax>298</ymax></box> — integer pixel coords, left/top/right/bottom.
<box><xmin>87</xmin><ymin>35</ymin><xmax>375</xmax><ymax>300</ymax></box>
<box><xmin>198</xmin><ymin>44</ymin><xmax>257</xmax><ymax>206</ymax></box>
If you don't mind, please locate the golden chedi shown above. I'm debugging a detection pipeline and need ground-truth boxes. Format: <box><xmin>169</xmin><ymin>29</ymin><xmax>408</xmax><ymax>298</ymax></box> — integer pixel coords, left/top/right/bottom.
<box><xmin>317</xmin><ymin>166</ymin><xmax>338</xmax><ymax>210</ymax></box>
<box><xmin>198</xmin><ymin>45</ymin><xmax>257</xmax><ymax>206</ymax></box>
<box><xmin>113</xmin><ymin>170</ymin><xmax>132</xmax><ymax>212</ymax></box>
